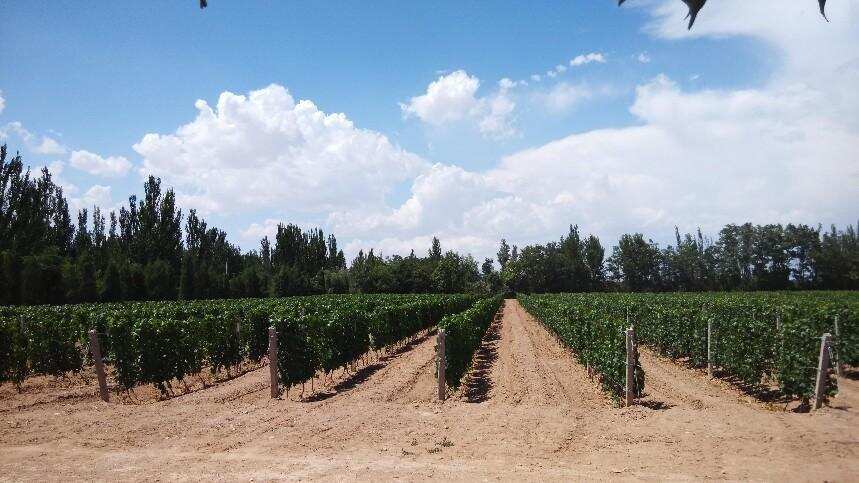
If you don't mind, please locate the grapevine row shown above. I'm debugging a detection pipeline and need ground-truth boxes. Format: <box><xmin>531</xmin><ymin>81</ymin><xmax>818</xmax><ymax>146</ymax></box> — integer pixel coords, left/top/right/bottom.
<box><xmin>518</xmin><ymin>294</ymin><xmax>645</xmax><ymax>399</ymax></box>
<box><xmin>438</xmin><ymin>295</ymin><xmax>504</xmax><ymax>388</ymax></box>
<box><xmin>0</xmin><ymin>294</ymin><xmax>478</xmax><ymax>395</ymax></box>
<box><xmin>520</xmin><ymin>291</ymin><xmax>857</xmax><ymax>401</ymax></box>
<box><xmin>626</xmin><ymin>291</ymin><xmax>856</xmax><ymax>399</ymax></box>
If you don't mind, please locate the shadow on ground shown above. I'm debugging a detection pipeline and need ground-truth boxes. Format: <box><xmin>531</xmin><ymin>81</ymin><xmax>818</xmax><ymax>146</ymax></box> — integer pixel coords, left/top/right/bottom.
<box><xmin>637</xmin><ymin>399</ymin><xmax>675</xmax><ymax>411</ymax></box>
<box><xmin>301</xmin><ymin>363</ymin><xmax>386</xmax><ymax>402</ymax></box>
<box><xmin>300</xmin><ymin>329</ymin><xmax>436</xmax><ymax>402</ymax></box>
<box><xmin>461</xmin><ymin>316</ymin><xmax>502</xmax><ymax>403</ymax></box>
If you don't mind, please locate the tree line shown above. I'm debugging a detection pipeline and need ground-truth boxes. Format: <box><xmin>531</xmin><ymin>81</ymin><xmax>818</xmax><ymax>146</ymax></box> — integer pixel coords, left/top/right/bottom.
<box><xmin>500</xmin><ymin>223</ymin><xmax>859</xmax><ymax>294</ymax></box>
<box><xmin>0</xmin><ymin>145</ymin><xmax>346</xmax><ymax>304</ymax></box>
<box><xmin>1</xmin><ymin>144</ymin><xmax>856</xmax><ymax>305</ymax></box>
<box><xmin>0</xmin><ymin>145</ymin><xmax>482</xmax><ymax>305</ymax></box>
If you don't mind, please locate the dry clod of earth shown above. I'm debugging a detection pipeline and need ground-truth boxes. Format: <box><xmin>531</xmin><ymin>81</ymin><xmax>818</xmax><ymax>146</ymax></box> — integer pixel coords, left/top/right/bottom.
<box><xmin>1</xmin><ymin>299</ymin><xmax>858</xmax><ymax>480</ymax></box>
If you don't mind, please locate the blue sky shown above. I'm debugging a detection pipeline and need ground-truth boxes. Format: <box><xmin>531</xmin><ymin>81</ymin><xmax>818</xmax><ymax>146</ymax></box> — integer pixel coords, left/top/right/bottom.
<box><xmin>1</xmin><ymin>1</ymin><xmax>856</xmax><ymax>261</ymax></box>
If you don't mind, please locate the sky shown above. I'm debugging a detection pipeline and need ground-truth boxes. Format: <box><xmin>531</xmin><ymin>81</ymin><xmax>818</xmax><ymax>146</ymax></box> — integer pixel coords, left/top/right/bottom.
<box><xmin>1</xmin><ymin>0</ymin><xmax>857</xmax><ymax>263</ymax></box>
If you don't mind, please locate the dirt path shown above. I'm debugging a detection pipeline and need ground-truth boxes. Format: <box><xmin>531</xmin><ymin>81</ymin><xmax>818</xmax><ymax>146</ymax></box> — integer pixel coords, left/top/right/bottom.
<box><xmin>637</xmin><ymin>346</ymin><xmax>770</xmax><ymax>411</ymax></box>
<box><xmin>1</xmin><ymin>299</ymin><xmax>858</xmax><ymax>481</ymax></box>
<box><xmin>469</xmin><ymin>301</ymin><xmax>608</xmax><ymax>410</ymax></box>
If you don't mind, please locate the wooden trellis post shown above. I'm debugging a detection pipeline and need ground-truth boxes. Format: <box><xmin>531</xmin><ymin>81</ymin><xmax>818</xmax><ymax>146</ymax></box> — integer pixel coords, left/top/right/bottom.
<box><xmin>813</xmin><ymin>333</ymin><xmax>832</xmax><ymax>410</ymax></box>
<box><xmin>268</xmin><ymin>326</ymin><xmax>279</xmax><ymax>399</ymax></box>
<box><xmin>625</xmin><ymin>326</ymin><xmax>635</xmax><ymax>407</ymax></box>
<box><xmin>88</xmin><ymin>329</ymin><xmax>109</xmax><ymax>402</ymax></box>
<box><xmin>707</xmin><ymin>319</ymin><xmax>714</xmax><ymax>378</ymax></box>
<box><xmin>834</xmin><ymin>316</ymin><xmax>843</xmax><ymax>378</ymax></box>
<box><xmin>437</xmin><ymin>329</ymin><xmax>446</xmax><ymax>401</ymax></box>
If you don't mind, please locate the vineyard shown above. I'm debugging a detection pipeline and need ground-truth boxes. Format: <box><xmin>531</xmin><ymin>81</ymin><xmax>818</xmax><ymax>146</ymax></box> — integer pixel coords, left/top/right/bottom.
<box><xmin>1</xmin><ymin>291</ymin><xmax>858</xmax><ymax>480</ymax></box>
<box><xmin>519</xmin><ymin>291</ymin><xmax>856</xmax><ymax>403</ymax></box>
<box><xmin>2</xmin><ymin>290</ymin><xmax>855</xmax><ymax>405</ymax></box>
<box><xmin>0</xmin><ymin>294</ymin><xmax>479</xmax><ymax>396</ymax></box>
<box><xmin>629</xmin><ymin>291</ymin><xmax>857</xmax><ymax>400</ymax></box>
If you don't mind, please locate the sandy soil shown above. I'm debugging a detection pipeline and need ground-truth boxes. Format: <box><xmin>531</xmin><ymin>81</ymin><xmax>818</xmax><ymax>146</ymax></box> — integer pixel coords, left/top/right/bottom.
<box><xmin>1</xmin><ymin>299</ymin><xmax>857</xmax><ymax>481</ymax></box>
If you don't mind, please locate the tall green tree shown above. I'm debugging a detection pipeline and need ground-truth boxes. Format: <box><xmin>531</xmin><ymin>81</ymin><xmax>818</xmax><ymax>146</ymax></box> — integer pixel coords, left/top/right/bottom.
<box><xmin>497</xmin><ymin>238</ymin><xmax>511</xmax><ymax>269</ymax></box>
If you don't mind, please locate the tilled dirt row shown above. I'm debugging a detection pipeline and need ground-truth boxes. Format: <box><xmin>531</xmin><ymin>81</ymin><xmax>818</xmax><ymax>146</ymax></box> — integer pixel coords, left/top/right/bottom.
<box><xmin>1</xmin><ymin>299</ymin><xmax>857</xmax><ymax>481</ymax></box>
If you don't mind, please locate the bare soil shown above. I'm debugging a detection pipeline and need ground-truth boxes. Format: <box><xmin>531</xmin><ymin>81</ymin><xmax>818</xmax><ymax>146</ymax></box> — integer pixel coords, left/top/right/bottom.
<box><xmin>1</xmin><ymin>299</ymin><xmax>857</xmax><ymax>481</ymax></box>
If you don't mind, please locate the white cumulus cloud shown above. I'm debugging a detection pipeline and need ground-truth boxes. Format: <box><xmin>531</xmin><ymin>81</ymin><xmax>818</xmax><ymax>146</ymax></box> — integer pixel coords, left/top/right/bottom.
<box><xmin>69</xmin><ymin>150</ymin><xmax>132</xmax><ymax>178</ymax></box>
<box><xmin>400</xmin><ymin>70</ymin><xmax>481</xmax><ymax>125</ymax></box>
<box><xmin>401</xmin><ymin>70</ymin><xmax>517</xmax><ymax>139</ymax></box>
<box><xmin>0</xmin><ymin>91</ymin><xmax>5</xmax><ymax>115</ymax></box>
<box><xmin>34</xmin><ymin>136</ymin><xmax>67</xmax><ymax>155</ymax></box>
<box><xmin>570</xmin><ymin>52</ymin><xmax>606</xmax><ymax>66</ymax></box>
<box><xmin>134</xmin><ymin>84</ymin><xmax>427</xmax><ymax>216</ymax></box>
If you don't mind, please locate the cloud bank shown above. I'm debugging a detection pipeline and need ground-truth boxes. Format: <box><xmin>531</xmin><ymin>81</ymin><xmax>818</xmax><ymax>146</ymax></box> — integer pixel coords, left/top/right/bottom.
<box><xmin>131</xmin><ymin>1</ymin><xmax>859</xmax><ymax>263</ymax></box>
<box><xmin>134</xmin><ymin>84</ymin><xmax>427</xmax><ymax>216</ymax></box>
<box><xmin>336</xmin><ymin>1</ymin><xmax>859</xmax><ymax>260</ymax></box>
